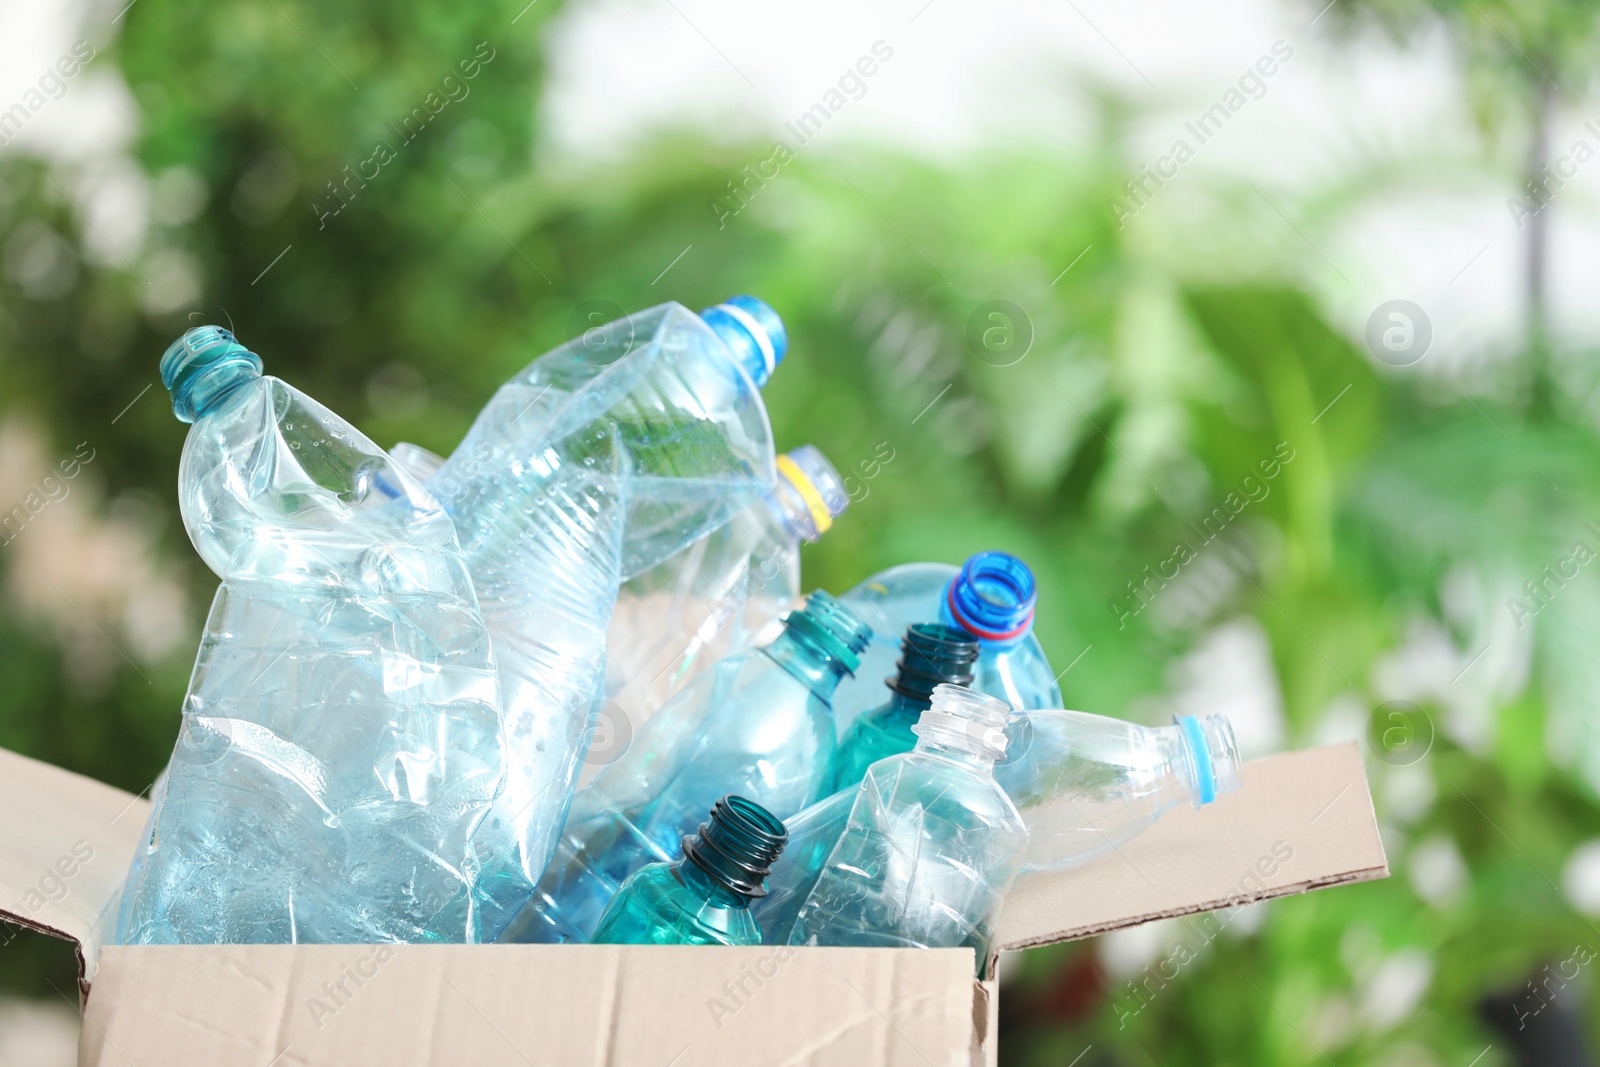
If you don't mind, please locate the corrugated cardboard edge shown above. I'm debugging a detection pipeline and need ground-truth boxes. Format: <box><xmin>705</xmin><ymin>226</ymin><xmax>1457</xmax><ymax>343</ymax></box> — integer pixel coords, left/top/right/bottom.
<box><xmin>994</xmin><ymin>743</ymin><xmax>1388</xmax><ymax>955</ymax></box>
<box><xmin>973</xmin><ymin>742</ymin><xmax>1388</xmax><ymax>1062</ymax></box>
<box><xmin>0</xmin><ymin>747</ymin><xmax>151</xmax><ymax>998</ymax></box>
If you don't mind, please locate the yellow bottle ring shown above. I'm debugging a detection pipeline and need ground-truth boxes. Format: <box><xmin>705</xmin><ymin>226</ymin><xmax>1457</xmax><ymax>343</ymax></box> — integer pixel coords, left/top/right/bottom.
<box><xmin>776</xmin><ymin>453</ymin><xmax>834</xmax><ymax>535</ymax></box>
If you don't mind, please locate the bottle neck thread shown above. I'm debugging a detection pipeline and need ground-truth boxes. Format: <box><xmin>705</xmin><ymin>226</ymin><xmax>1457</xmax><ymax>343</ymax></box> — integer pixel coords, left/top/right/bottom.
<box><xmin>885</xmin><ymin>624</ymin><xmax>978</xmax><ymax>710</ymax></box>
<box><xmin>1171</xmin><ymin>714</ymin><xmax>1242</xmax><ymax>806</ymax></box>
<box><xmin>766</xmin><ymin>591</ymin><xmax>872</xmax><ymax>695</ymax></box>
<box><xmin>680</xmin><ymin>796</ymin><xmax>788</xmax><ymax>901</ymax></box>
<box><xmin>940</xmin><ymin>551</ymin><xmax>1038</xmax><ymax>647</ymax></box>
<box><xmin>913</xmin><ymin>683</ymin><xmax>1013</xmax><ymax>766</ymax></box>
<box><xmin>767</xmin><ymin>446</ymin><xmax>848</xmax><ymax>542</ymax></box>
<box><xmin>699</xmin><ymin>295</ymin><xmax>788</xmax><ymax>388</ymax></box>
<box><xmin>160</xmin><ymin>326</ymin><xmax>264</xmax><ymax>424</ymax></box>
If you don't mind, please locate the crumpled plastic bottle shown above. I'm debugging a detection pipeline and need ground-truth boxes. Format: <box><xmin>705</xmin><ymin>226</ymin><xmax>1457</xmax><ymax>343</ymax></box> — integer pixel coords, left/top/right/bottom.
<box><xmin>589</xmin><ymin>795</ymin><xmax>787</xmax><ymax>947</ymax></box>
<box><xmin>602</xmin><ymin>443</ymin><xmax>849</xmax><ymax>730</ymax></box>
<box><xmin>757</xmin><ymin>706</ymin><xmax>1243</xmax><ymax>944</ymax></box>
<box><xmin>422</xmin><ymin>297</ymin><xmax>785</xmax><ymax>938</ymax></box>
<box><xmin>781</xmin><ymin>684</ymin><xmax>1026</xmax><ymax>974</ymax></box>
<box><xmin>499</xmin><ymin>590</ymin><xmax>871</xmax><ymax>944</ymax></box>
<box><xmin>116</xmin><ymin>326</ymin><xmax>503</xmax><ymax>945</ymax></box>
<box><xmin>834</xmin><ymin>552</ymin><xmax>1060</xmax><ymax>730</ymax></box>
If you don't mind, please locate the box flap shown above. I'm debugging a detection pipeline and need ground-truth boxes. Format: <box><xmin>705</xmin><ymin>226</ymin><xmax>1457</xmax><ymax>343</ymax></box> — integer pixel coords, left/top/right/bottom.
<box><xmin>82</xmin><ymin>944</ymin><xmax>978</xmax><ymax>1067</ymax></box>
<box><xmin>995</xmin><ymin>743</ymin><xmax>1386</xmax><ymax>953</ymax></box>
<box><xmin>0</xmin><ymin>746</ymin><xmax>150</xmax><ymax>991</ymax></box>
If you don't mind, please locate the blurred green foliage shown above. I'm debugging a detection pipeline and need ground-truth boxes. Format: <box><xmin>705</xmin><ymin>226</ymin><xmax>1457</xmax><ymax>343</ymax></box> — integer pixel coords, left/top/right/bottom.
<box><xmin>1</xmin><ymin>1</ymin><xmax>1599</xmax><ymax>1064</ymax></box>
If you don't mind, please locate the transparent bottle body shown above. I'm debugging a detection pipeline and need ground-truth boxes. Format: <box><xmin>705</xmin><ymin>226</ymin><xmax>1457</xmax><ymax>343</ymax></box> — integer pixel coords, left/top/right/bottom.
<box><xmin>426</xmin><ymin>302</ymin><xmax>775</xmax><ymax>938</ymax></box>
<box><xmin>836</xmin><ymin>563</ymin><xmax>1060</xmax><ymax>728</ymax></box>
<box><xmin>500</xmin><ymin>634</ymin><xmax>841</xmax><ymax>944</ymax></box>
<box><xmin>785</xmin><ymin>748</ymin><xmax>1026</xmax><ymax>972</ymax></box>
<box><xmin>118</xmin><ymin>377</ymin><xmax>503</xmax><ymax>944</ymax></box>
<box><xmin>589</xmin><ymin>861</ymin><xmax>761</xmax><ymax>946</ymax></box>
<box><xmin>996</xmin><ymin>710</ymin><xmax>1201</xmax><ymax>873</ymax></box>
<box><xmin>603</xmin><ymin>497</ymin><xmax>800</xmax><ymax>731</ymax></box>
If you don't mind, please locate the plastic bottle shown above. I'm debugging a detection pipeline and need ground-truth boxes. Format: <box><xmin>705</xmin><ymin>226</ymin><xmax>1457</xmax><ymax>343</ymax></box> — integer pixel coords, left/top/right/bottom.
<box><xmin>423</xmin><ymin>297</ymin><xmax>785</xmax><ymax>939</ymax></box>
<box><xmin>386</xmin><ymin>443</ymin><xmax>845</xmax><ymax>743</ymax></box>
<box><xmin>783</xmin><ymin>685</ymin><xmax>1026</xmax><ymax>973</ymax></box>
<box><xmin>835</xmin><ymin>552</ymin><xmax>1060</xmax><ymax>730</ymax></box>
<box><xmin>997</xmin><ymin>710</ymin><xmax>1241</xmax><ymax>872</ymax></box>
<box><xmin>603</xmin><ymin>444</ymin><xmax>849</xmax><ymax>731</ymax></box>
<box><xmin>499</xmin><ymin>590</ymin><xmax>871</xmax><ymax>944</ymax></box>
<box><xmin>589</xmin><ymin>796</ymin><xmax>787</xmax><ymax>947</ymax></box>
<box><xmin>757</xmin><ymin>708</ymin><xmax>1243</xmax><ymax>940</ymax></box>
<box><xmin>827</xmin><ymin>623</ymin><xmax>978</xmax><ymax>794</ymax></box>
<box><xmin>117</xmin><ymin>327</ymin><xmax>503</xmax><ymax>945</ymax></box>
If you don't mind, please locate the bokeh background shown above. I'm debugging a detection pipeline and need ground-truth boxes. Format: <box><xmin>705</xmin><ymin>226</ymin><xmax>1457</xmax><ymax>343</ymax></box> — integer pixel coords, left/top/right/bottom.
<box><xmin>4</xmin><ymin>0</ymin><xmax>1600</xmax><ymax>1063</ymax></box>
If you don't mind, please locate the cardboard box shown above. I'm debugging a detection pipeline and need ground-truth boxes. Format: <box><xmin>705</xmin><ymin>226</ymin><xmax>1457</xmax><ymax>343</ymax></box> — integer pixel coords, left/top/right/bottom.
<box><xmin>0</xmin><ymin>741</ymin><xmax>1386</xmax><ymax>1066</ymax></box>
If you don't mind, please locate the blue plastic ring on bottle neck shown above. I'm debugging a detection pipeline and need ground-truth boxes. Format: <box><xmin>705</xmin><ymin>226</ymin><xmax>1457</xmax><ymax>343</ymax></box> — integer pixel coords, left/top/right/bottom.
<box><xmin>1178</xmin><ymin>714</ymin><xmax>1216</xmax><ymax>805</ymax></box>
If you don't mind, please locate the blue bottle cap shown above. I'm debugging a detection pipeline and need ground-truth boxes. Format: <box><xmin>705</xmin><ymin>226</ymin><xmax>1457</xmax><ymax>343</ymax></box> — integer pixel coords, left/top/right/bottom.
<box><xmin>699</xmin><ymin>295</ymin><xmax>788</xmax><ymax>388</ymax></box>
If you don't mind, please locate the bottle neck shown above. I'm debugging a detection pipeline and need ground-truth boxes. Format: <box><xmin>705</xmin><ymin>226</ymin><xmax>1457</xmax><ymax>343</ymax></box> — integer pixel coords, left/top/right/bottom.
<box><xmin>941</xmin><ymin>552</ymin><xmax>1039</xmax><ymax>648</ymax></box>
<box><xmin>763</xmin><ymin>627</ymin><xmax>851</xmax><ymax>699</ymax></box>
<box><xmin>674</xmin><ymin>857</ymin><xmax>751</xmax><ymax>909</ymax></box>
<box><xmin>910</xmin><ymin>684</ymin><xmax>1012</xmax><ymax>771</ymax></box>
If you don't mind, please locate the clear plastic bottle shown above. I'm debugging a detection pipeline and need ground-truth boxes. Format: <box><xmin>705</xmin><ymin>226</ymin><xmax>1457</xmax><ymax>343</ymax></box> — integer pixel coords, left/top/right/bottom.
<box><xmin>827</xmin><ymin>623</ymin><xmax>978</xmax><ymax>794</ymax></box>
<box><xmin>589</xmin><ymin>796</ymin><xmax>787</xmax><ymax>947</ymax></box>
<box><xmin>784</xmin><ymin>684</ymin><xmax>1026</xmax><ymax>973</ymax></box>
<box><xmin>758</xmin><ymin>708</ymin><xmax>1243</xmax><ymax>939</ymax></box>
<box><xmin>499</xmin><ymin>590</ymin><xmax>871</xmax><ymax>944</ymax></box>
<box><xmin>998</xmin><ymin>710</ymin><xmax>1241</xmax><ymax>872</ymax></box>
<box><xmin>424</xmin><ymin>297</ymin><xmax>785</xmax><ymax>939</ymax></box>
<box><xmin>117</xmin><ymin>327</ymin><xmax>503</xmax><ymax>945</ymax></box>
<box><xmin>603</xmin><ymin>444</ymin><xmax>849</xmax><ymax>731</ymax></box>
<box><xmin>835</xmin><ymin>552</ymin><xmax>1060</xmax><ymax>730</ymax></box>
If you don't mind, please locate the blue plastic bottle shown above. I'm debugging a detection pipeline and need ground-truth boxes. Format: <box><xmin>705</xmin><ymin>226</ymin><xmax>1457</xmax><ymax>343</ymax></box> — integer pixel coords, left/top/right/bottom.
<box><xmin>589</xmin><ymin>796</ymin><xmax>787</xmax><ymax>947</ymax></box>
<box><xmin>423</xmin><ymin>297</ymin><xmax>785</xmax><ymax>938</ymax></box>
<box><xmin>834</xmin><ymin>552</ymin><xmax>1060</xmax><ymax>730</ymax></box>
<box><xmin>117</xmin><ymin>327</ymin><xmax>503</xmax><ymax>945</ymax></box>
<box><xmin>784</xmin><ymin>685</ymin><xmax>1026</xmax><ymax>974</ymax></box>
<box><xmin>827</xmin><ymin>623</ymin><xmax>978</xmax><ymax>794</ymax></box>
<box><xmin>499</xmin><ymin>590</ymin><xmax>871</xmax><ymax>944</ymax></box>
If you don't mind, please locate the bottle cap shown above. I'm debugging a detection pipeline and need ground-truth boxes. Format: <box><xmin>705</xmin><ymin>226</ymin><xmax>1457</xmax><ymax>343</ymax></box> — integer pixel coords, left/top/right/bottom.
<box><xmin>699</xmin><ymin>295</ymin><xmax>787</xmax><ymax>388</ymax></box>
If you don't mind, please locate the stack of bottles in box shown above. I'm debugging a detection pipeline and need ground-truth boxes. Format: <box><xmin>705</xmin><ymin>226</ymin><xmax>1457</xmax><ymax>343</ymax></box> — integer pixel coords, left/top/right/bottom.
<box><xmin>115</xmin><ymin>300</ymin><xmax>1242</xmax><ymax>972</ymax></box>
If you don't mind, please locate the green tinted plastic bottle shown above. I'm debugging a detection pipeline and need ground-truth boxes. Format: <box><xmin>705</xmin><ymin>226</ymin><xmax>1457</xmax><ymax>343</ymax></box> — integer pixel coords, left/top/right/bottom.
<box><xmin>827</xmin><ymin>624</ymin><xmax>979</xmax><ymax>794</ymax></box>
<box><xmin>589</xmin><ymin>796</ymin><xmax>787</xmax><ymax>947</ymax></box>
